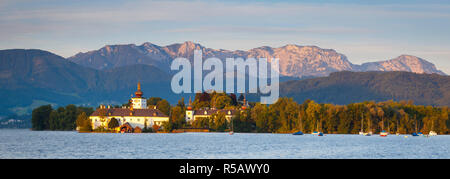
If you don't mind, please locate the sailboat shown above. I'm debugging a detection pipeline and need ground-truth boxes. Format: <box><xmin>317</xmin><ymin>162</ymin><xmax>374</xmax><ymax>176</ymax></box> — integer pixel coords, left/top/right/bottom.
<box><xmin>428</xmin><ymin>119</ymin><xmax>437</xmax><ymax>136</ymax></box>
<box><xmin>412</xmin><ymin>116</ymin><xmax>419</xmax><ymax>136</ymax></box>
<box><xmin>311</xmin><ymin>119</ymin><xmax>323</xmax><ymax>136</ymax></box>
<box><xmin>359</xmin><ymin>113</ymin><xmax>364</xmax><ymax>135</ymax></box>
<box><xmin>364</xmin><ymin>117</ymin><xmax>372</xmax><ymax>136</ymax></box>
<box><xmin>229</xmin><ymin>111</ymin><xmax>234</xmax><ymax>135</ymax></box>
<box><xmin>380</xmin><ymin>118</ymin><xmax>388</xmax><ymax>137</ymax></box>
<box><xmin>229</xmin><ymin>118</ymin><xmax>234</xmax><ymax>135</ymax></box>
<box><xmin>380</xmin><ymin>130</ymin><xmax>388</xmax><ymax>137</ymax></box>
<box><xmin>293</xmin><ymin>114</ymin><xmax>304</xmax><ymax>135</ymax></box>
<box><xmin>395</xmin><ymin>119</ymin><xmax>400</xmax><ymax>135</ymax></box>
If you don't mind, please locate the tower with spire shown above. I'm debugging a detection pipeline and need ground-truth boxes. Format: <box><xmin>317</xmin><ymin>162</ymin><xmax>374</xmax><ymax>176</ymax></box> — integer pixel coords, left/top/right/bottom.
<box><xmin>131</xmin><ymin>82</ymin><xmax>147</xmax><ymax>109</ymax></box>
<box><xmin>185</xmin><ymin>96</ymin><xmax>194</xmax><ymax>122</ymax></box>
<box><xmin>241</xmin><ymin>94</ymin><xmax>249</xmax><ymax>110</ymax></box>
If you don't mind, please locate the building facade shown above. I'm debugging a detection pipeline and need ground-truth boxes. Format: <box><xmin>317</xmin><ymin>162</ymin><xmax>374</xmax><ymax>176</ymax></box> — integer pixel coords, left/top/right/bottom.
<box><xmin>89</xmin><ymin>82</ymin><xmax>169</xmax><ymax>132</ymax></box>
<box><xmin>185</xmin><ymin>97</ymin><xmax>248</xmax><ymax>123</ymax></box>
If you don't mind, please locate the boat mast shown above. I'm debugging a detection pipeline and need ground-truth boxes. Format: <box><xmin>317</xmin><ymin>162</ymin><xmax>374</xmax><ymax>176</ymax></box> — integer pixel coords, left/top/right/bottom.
<box><xmin>414</xmin><ymin>115</ymin><xmax>417</xmax><ymax>133</ymax></box>
<box><xmin>231</xmin><ymin>116</ymin><xmax>234</xmax><ymax>132</ymax></box>
<box><xmin>299</xmin><ymin>111</ymin><xmax>303</xmax><ymax>132</ymax></box>
<box><xmin>361</xmin><ymin>112</ymin><xmax>364</xmax><ymax>133</ymax></box>
<box><xmin>387</xmin><ymin>117</ymin><xmax>390</xmax><ymax>133</ymax></box>
<box><xmin>316</xmin><ymin>118</ymin><xmax>319</xmax><ymax>132</ymax></box>
<box><xmin>431</xmin><ymin>118</ymin><xmax>434</xmax><ymax>132</ymax></box>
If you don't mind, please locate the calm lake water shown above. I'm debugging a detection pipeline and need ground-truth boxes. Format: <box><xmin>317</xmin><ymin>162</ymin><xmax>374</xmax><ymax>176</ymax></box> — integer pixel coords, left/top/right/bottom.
<box><xmin>0</xmin><ymin>129</ymin><xmax>448</xmax><ymax>159</ymax></box>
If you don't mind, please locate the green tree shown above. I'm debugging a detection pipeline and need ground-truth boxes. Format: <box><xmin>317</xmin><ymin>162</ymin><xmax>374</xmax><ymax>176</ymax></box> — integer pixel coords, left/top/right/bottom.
<box><xmin>147</xmin><ymin>97</ymin><xmax>163</xmax><ymax>106</ymax></box>
<box><xmin>252</xmin><ymin>103</ymin><xmax>269</xmax><ymax>133</ymax></box>
<box><xmin>212</xmin><ymin>112</ymin><xmax>228</xmax><ymax>132</ymax></box>
<box><xmin>108</xmin><ymin>117</ymin><xmax>120</xmax><ymax>130</ymax></box>
<box><xmin>177</xmin><ymin>97</ymin><xmax>185</xmax><ymax>108</ymax></box>
<box><xmin>31</xmin><ymin>105</ymin><xmax>53</xmax><ymax>130</ymax></box>
<box><xmin>212</xmin><ymin>94</ymin><xmax>232</xmax><ymax>109</ymax></box>
<box><xmin>157</xmin><ymin>99</ymin><xmax>171</xmax><ymax>116</ymax></box>
<box><xmin>76</xmin><ymin>112</ymin><xmax>92</xmax><ymax>132</ymax></box>
<box><xmin>161</xmin><ymin>121</ymin><xmax>173</xmax><ymax>132</ymax></box>
<box><xmin>170</xmin><ymin>106</ymin><xmax>185</xmax><ymax>129</ymax></box>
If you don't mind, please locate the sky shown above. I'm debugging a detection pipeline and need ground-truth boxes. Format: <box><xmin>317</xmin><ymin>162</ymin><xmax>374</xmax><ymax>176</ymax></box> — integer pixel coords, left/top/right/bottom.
<box><xmin>1</xmin><ymin>0</ymin><xmax>450</xmax><ymax>74</ymax></box>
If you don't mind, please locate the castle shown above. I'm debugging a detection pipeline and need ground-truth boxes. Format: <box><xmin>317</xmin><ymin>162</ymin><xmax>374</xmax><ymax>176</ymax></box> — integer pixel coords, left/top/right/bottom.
<box><xmin>88</xmin><ymin>82</ymin><xmax>249</xmax><ymax>133</ymax></box>
<box><xmin>89</xmin><ymin>82</ymin><xmax>169</xmax><ymax>133</ymax></box>
<box><xmin>185</xmin><ymin>96</ymin><xmax>248</xmax><ymax>123</ymax></box>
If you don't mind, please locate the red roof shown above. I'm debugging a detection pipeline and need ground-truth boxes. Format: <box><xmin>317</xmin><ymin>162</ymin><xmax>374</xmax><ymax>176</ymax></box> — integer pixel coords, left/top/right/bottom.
<box><xmin>90</xmin><ymin>108</ymin><xmax>168</xmax><ymax>117</ymax></box>
<box><xmin>193</xmin><ymin>109</ymin><xmax>237</xmax><ymax>115</ymax></box>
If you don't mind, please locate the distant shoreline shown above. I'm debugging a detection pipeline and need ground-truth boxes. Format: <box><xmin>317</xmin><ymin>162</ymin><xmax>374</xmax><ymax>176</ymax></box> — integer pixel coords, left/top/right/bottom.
<box><xmin>2</xmin><ymin>128</ymin><xmax>448</xmax><ymax>136</ymax></box>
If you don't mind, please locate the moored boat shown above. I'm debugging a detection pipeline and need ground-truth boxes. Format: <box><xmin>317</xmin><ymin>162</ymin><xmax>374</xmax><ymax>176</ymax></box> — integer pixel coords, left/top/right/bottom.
<box><xmin>412</xmin><ymin>116</ymin><xmax>421</xmax><ymax>137</ymax></box>
<box><xmin>312</xmin><ymin>119</ymin><xmax>323</xmax><ymax>136</ymax></box>
<box><xmin>428</xmin><ymin>120</ymin><xmax>437</xmax><ymax>136</ymax></box>
<box><xmin>380</xmin><ymin>130</ymin><xmax>388</xmax><ymax>137</ymax></box>
<box><xmin>293</xmin><ymin>115</ymin><xmax>304</xmax><ymax>136</ymax></box>
<box><xmin>359</xmin><ymin>113</ymin><xmax>364</xmax><ymax>135</ymax></box>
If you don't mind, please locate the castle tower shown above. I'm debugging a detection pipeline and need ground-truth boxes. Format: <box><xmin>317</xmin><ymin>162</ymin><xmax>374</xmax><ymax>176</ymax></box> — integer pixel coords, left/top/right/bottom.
<box><xmin>131</xmin><ymin>82</ymin><xmax>147</xmax><ymax>109</ymax></box>
<box><xmin>241</xmin><ymin>94</ymin><xmax>248</xmax><ymax>110</ymax></box>
<box><xmin>185</xmin><ymin>96</ymin><xmax>194</xmax><ymax>122</ymax></box>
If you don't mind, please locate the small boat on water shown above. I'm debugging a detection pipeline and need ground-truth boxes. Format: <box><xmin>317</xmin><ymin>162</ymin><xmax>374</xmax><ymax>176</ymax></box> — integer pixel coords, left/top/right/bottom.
<box><xmin>359</xmin><ymin>113</ymin><xmax>365</xmax><ymax>135</ymax></box>
<box><xmin>380</xmin><ymin>130</ymin><xmax>388</xmax><ymax>137</ymax></box>
<box><xmin>428</xmin><ymin>120</ymin><xmax>437</xmax><ymax>136</ymax></box>
<box><xmin>293</xmin><ymin>115</ymin><xmax>304</xmax><ymax>136</ymax></box>
<box><xmin>429</xmin><ymin>131</ymin><xmax>437</xmax><ymax>136</ymax></box>
<box><xmin>412</xmin><ymin>116</ymin><xmax>421</xmax><ymax>137</ymax></box>
<box><xmin>363</xmin><ymin>133</ymin><xmax>371</xmax><ymax>136</ymax></box>
<box><xmin>312</xmin><ymin>119</ymin><xmax>323</xmax><ymax>136</ymax></box>
<box><xmin>229</xmin><ymin>113</ymin><xmax>234</xmax><ymax>135</ymax></box>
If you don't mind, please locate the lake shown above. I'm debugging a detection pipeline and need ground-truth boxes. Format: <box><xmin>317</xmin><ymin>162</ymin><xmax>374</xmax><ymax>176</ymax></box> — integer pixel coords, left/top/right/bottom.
<box><xmin>0</xmin><ymin>129</ymin><xmax>448</xmax><ymax>159</ymax></box>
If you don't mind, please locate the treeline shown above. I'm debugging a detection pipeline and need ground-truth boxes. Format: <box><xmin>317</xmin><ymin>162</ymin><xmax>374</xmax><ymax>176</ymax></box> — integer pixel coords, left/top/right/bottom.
<box><xmin>280</xmin><ymin>71</ymin><xmax>450</xmax><ymax>106</ymax></box>
<box><xmin>163</xmin><ymin>92</ymin><xmax>449</xmax><ymax>134</ymax></box>
<box><xmin>30</xmin><ymin>91</ymin><xmax>449</xmax><ymax>134</ymax></box>
<box><xmin>246</xmin><ymin>98</ymin><xmax>449</xmax><ymax>134</ymax></box>
<box><xmin>161</xmin><ymin>92</ymin><xmax>242</xmax><ymax>132</ymax></box>
<box><xmin>31</xmin><ymin>104</ymin><xmax>94</xmax><ymax>130</ymax></box>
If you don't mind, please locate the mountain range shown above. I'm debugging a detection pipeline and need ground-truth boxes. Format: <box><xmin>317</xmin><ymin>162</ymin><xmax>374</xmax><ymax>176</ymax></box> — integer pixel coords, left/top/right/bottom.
<box><xmin>69</xmin><ymin>41</ymin><xmax>446</xmax><ymax>77</ymax></box>
<box><xmin>0</xmin><ymin>42</ymin><xmax>448</xmax><ymax>117</ymax></box>
<box><xmin>278</xmin><ymin>71</ymin><xmax>450</xmax><ymax>106</ymax></box>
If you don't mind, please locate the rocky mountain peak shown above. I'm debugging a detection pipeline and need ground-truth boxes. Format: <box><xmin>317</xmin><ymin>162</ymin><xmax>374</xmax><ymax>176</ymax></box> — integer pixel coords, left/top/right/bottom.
<box><xmin>68</xmin><ymin>42</ymin><xmax>446</xmax><ymax>77</ymax></box>
<box><xmin>358</xmin><ymin>55</ymin><xmax>446</xmax><ymax>75</ymax></box>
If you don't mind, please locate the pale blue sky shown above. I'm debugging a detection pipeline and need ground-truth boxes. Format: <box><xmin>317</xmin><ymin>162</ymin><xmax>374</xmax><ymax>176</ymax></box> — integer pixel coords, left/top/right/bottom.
<box><xmin>1</xmin><ymin>0</ymin><xmax>449</xmax><ymax>74</ymax></box>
